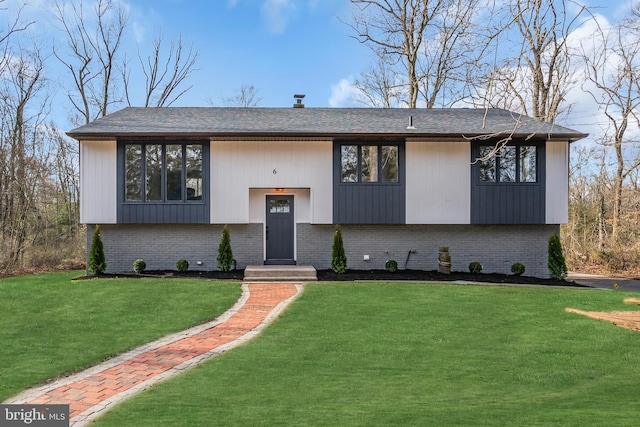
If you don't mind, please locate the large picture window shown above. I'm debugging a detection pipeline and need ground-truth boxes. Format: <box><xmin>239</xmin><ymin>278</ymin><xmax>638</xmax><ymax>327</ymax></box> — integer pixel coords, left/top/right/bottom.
<box><xmin>125</xmin><ymin>143</ymin><xmax>203</xmax><ymax>202</ymax></box>
<box><xmin>340</xmin><ymin>144</ymin><xmax>399</xmax><ymax>183</ymax></box>
<box><xmin>478</xmin><ymin>145</ymin><xmax>537</xmax><ymax>183</ymax></box>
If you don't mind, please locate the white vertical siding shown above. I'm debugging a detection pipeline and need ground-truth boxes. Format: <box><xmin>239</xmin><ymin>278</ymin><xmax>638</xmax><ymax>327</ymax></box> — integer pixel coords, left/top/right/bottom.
<box><xmin>211</xmin><ymin>140</ymin><xmax>332</xmax><ymax>224</ymax></box>
<box><xmin>406</xmin><ymin>140</ymin><xmax>471</xmax><ymax>224</ymax></box>
<box><xmin>546</xmin><ymin>140</ymin><xmax>569</xmax><ymax>224</ymax></box>
<box><xmin>80</xmin><ymin>140</ymin><xmax>117</xmax><ymax>224</ymax></box>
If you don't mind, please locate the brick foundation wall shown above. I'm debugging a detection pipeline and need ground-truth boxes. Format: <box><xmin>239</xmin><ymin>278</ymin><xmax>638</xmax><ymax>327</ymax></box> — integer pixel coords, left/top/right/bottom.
<box><xmin>297</xmin><ymin>224</ymin><xmax>560</xmax><ymax>278</ymax></box>
<box><xmin>87</xmin><ymin>223</ymin><xmax>559</xmax><ymax>278</ymax></box>
<box><xmin>86</xmin><ymin>224</ymin><xmax>263</xmax><ymax>273</ymax></box>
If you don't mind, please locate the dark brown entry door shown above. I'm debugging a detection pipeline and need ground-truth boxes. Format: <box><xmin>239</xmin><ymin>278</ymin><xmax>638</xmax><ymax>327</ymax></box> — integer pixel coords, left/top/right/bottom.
<box><xmin>265</xmin><ymin>195</ymin><xmax>295</xmax><ymax>265</ymax></box>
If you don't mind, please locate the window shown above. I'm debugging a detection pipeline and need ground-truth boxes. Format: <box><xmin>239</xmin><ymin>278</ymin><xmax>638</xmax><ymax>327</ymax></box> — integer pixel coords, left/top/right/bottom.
<box><xmin>478</xmin><ymin>145</ymin><xmax>537</xmax><ymax>183</ymax></box>
<box><xmin>340</xmin><ymin>144</ymin><xmax>399</xmax><ymax>183</ymax></box>
<box><xmin>124</xmin><ymin>143</ymin><xmax>203</xmax><ymax>202</ymax></box>
<box><xmin>269</xmin><ymin>199</ymin><xmax>290</xmax><ymax>213</ymax></box>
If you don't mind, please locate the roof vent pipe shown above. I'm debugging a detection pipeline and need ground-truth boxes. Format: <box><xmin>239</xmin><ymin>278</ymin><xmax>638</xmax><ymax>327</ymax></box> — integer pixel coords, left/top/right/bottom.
<box><xmin>407</xmin><ymin>115</ymin><xmax>416</xmax><ymax>130</ymax></box>
<box><xmin>293</xmin><ymin>94</ymin><xmax>305</xmax><ymax>108</ymax></box>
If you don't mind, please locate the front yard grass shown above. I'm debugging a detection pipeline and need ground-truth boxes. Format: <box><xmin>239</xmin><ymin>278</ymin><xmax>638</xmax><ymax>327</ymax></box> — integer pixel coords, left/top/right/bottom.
<box><xmin>0</xmin><ymin>271</ymin><xmax>241</xmax><ymax>401</ymax></box>
<box><xmin>93</xmin><ymin>282</ymin><xmax>640</xmax><ymax>426</ymax></box>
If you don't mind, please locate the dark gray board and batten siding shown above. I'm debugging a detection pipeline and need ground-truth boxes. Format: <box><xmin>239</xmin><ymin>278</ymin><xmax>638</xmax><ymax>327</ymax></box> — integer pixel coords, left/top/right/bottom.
<box><xmin>333</xmin><ymin>141</ymin><xmax>406</xmax><ymax>224</ymax></box>
<box><xmin>470</xmin><ymin>142</ymin><xmax>546</xmax><ymax>224</ymax></box>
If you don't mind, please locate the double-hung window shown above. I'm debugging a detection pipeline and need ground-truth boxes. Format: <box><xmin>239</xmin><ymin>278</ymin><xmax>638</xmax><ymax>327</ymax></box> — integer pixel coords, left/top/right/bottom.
<box><xmin>340</xmin><ymin>144</ymin><xmax>399</xmax><ymax>183</ymax></box>
<box><xmin>124</xmin><ymin>143</ymin><xmax>204</xmax><ymax>203</ymax></box>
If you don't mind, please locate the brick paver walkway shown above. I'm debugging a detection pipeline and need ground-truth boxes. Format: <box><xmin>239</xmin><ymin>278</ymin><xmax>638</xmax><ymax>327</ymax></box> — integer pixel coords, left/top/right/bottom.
<box><xmin>4</xmin><ymin>283</ymin><xmax>302</xmax><ymax>426</ymax></box>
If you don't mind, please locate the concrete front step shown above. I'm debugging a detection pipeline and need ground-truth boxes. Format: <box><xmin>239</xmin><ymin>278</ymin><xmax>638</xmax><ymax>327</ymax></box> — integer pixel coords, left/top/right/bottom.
<box><xmin>243</xmin><ymin>265</ymin><xmax>317</xmax><ymax>282</ymax></box>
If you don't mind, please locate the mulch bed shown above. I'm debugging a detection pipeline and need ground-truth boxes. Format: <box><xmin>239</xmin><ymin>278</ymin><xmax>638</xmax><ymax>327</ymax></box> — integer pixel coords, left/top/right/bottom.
<box><xmin>316</xmin><ymin>269</ymin><xmax>584</xmax><ymax>287</ymax></box>
<box><xmin>77</xmin><ymin>269</ymin><xmax>585</xmax><ymax>287</ymax></box>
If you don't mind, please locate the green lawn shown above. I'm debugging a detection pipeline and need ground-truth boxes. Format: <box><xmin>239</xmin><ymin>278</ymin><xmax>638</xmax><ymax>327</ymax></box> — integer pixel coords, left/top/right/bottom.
<box><xmin>92</xmin><ymin>282</ymin><xmax>640</xmax><ymax>427</ymax></box>
<box><xmin>0</xmin><ymin>271</ymin><xmax>241</xmax><ymax>401</ymax></box>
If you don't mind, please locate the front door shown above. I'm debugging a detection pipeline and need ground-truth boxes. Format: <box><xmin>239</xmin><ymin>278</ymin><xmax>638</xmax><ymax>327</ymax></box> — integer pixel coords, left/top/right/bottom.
<box><xmin>265</xmin><ymin>195</ymin><xmax>295</xmax><ymax>265</ymax></box>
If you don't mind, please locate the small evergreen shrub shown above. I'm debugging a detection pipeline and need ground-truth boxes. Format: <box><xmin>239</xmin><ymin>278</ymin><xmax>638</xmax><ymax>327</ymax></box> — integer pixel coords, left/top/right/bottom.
<box><xmin>176</xmin><ymin>259</ymin><xmax>189</xmax><ymax>272</ymax></box>
<box><xmin>511</xmin><ymin>262</ymin><xmax>525</xmax><ymax>276</ymax></box>
<box><xmin>385</xmin><ymin>259</ymin><xmax>398</xmax><ymax>272</ymax></box>
<box><xmin>133</xmin><ymin>259</ymin><xmax>146</xmax><ymax>274</ymax></box>
<box><xmin>469</xmin><ymin>261</ymin><xmax>482</xmax><ymax>274</ymax></box>
<box><xmin>88</xmin><ymin>225</ymin><xmax>106</xmax><ymax>275</ymax></box>
<box><xmin>548</xmin><ymin>233</ymin><xmax>568</xmax><ymax>279</ymax></box>
<box><xmin>217</xmin><ymin>225</ymin><xmax>234</xmax><ymax>272</ymax></box>
<box><xmin>331</xmin><ymin>225</ymin><xmax>347</xmax><ymax>274</ymax></box>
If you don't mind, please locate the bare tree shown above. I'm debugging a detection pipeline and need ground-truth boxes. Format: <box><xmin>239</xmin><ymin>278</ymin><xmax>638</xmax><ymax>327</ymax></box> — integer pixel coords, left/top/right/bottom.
<box><xmin>52</xmin><ymin>0</ymin><xmax>128</xmax><ymax>125</ymax></box>
<box><xmin>482</xmin><ymin>0</ymin><xmax>586</xmax><ymax>122</ymax></box>
<box><xmin>580</xmin><ymin>17</ymin><xmax>640</xmax><ymax>241</ymax></box>
<box><xmin>417</xmin><ymin>0</ymin><xmax>484</xmax><ymax>108</ymax></box>
<box><xmin>123</xmin><ymin>34</ymin><xmax>199</xmax><ymax>107</ymax></box>
<box><xmin>49</xmin><ymin>126</ymin><xmax>80</xmax><ymax>239</ymax></box>
<box><xmin>0</xmin><ymin>44</ymin><xmax>50</xmax><ymax>267</ymax></box>
<box><xmin>347</xmin><ymin>0</ymin><xmax>444</xmax><ymax>108</ymax></box>
<box><xmin>0</xmin><ymin>1</ymin><xmax>34</xmax><ymax>62</ymax></box>
<box><xmin>222</xmin><ymin>84</ymin><xmax>263</xmax><ymax>107</ymax></box>
<box><xmin>346</xmin><ymin>0</ymin><xmax>487</xmax><ymax>108</ymax></box>
<box><xmin>352</xmin><ymin>57</ymin><xmax>404</xmax><ymax>107</ymax></box>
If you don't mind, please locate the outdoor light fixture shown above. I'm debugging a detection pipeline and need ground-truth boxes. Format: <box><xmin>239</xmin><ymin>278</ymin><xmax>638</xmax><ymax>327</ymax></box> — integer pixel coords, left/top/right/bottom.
<box><xmin>275</xmin><ymin>188</ymin><xmax>284</xmax><ymax>193</ymax></box>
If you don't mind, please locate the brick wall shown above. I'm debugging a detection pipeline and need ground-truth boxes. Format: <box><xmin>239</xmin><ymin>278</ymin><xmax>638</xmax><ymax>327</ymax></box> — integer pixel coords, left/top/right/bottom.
<box><xmin>87</xmin><ymin>223</ymin><xmax>559</xmax><ymax>278</ymax></box>
<box><xmin>297</xmin><ymin>224</ymin><xmax>560</xmax><ymax>278</ymax></box>
<box><xmin>86</xmin><ymin>224</ymin><xmax>263</xmax><ymax>273</ymax></box>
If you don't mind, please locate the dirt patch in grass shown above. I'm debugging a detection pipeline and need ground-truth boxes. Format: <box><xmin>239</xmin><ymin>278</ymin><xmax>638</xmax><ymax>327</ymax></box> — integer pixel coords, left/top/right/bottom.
<box><xmin>566</xmin><ymin>308</ymin><xmax>640</xmax><ymax>332</ymax></box>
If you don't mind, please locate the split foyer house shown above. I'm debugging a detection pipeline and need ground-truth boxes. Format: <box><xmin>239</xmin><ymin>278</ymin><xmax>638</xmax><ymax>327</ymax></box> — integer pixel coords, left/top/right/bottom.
<box><xmin>67</xmin><ymin>105</ymin><xmax>586</xmax><ymax>277</ymax></box>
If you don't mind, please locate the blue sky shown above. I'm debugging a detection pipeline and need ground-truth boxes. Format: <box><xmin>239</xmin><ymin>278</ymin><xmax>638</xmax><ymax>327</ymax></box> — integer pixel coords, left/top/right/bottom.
<box><xmin>119</xmin><ymin>0</ymin><xmax>629</xmax><ymax>112</ymax></box>
<box><xmin>124</xmin><ymin>0</ymin><xmax>369</xmax><ymax>108</ymax></box>
<box><xmin>0</xmin><ymin>0</ymin><xmax>633</xmax><ymax>121</ymax></box>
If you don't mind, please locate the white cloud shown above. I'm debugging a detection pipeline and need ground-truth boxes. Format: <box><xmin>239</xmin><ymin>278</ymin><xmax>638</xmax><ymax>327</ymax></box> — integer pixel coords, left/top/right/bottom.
<box><xmin>261</xmin><ymin>0</ymin><xmax>297</xmax><ymax>34</ymax></box>
<box><xmin>329</xmin><ymin>77</ymin><xmax>358</xmax><ymax>107</ymax></box>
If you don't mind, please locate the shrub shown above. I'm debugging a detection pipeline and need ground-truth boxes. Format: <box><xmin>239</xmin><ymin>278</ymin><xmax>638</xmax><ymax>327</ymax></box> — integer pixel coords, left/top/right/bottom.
<box><xmin>548</xmin><ymin>233</ymin><xmax>568</xmax><ymax>279</ymax></box>
<box><xmin>511</xmin><ymin>262</ymin><xmax>525</xmax><ymax>276</ymax></box>
<box><xmin>88</xmin><ymin>225</ymin><xmax>106</xmax><ymax>275</ymax></box>
<box><xmin>217</xmin><ymin>225</ymin><xmax>234</xmax><ymax>272</ymax></box>
<box><xmin>331</xmin><ymin>225</ymin><xmax>347</xmax><ymax>274</ymax></box>
<box><xmin>176</xmin><ymin>259</ymin><xmax>189</xmax><ymax>272</ymax></box>
<box><xmin>133</xmin><ymin>259</ymin><xmax>146</xmax><ymax>274</ymax></box>
<box><xmin>469</xmin><ymin>261</ymin><xmax>482</xmax><ymax>274</ymax></box>
<box><xmin>385</xmin><ymin>259</ymin><xmax>398</xmax><ymax>272</ymax></box>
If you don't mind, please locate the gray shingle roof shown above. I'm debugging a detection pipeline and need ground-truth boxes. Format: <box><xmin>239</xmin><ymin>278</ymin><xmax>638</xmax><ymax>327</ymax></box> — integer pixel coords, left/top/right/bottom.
<box><xmin>67</xmin><ymin>107</ymin><xmax>587</xmax><ymax>141</ymax></box>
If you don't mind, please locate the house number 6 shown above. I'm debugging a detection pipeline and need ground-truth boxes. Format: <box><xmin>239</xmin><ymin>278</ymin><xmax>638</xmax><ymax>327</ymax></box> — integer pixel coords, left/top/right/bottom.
<box><xmin>273</xmin><ymin>169</ymin><xmax>277</xmax><ymax>174</ymax></box>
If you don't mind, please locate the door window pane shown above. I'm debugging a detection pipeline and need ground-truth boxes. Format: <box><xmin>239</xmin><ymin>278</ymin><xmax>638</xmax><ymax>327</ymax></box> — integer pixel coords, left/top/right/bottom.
<box><xmin>125</xmin><ymin>145</ymin><xmax>142</xmax><ymax>201</ymax></box>
<box><xmin>145</xmin><ymin>145</ymin><xmax>162</xmax><ymax>201</ymax></box>
<box><xmin>479</xmin><ymin>146</ymin><xmax>496</xmax><ymax>182</ymax></box>
<box><xmin>519</xmin><ymin>146</ymin><xmax>537</xmax><ymax>182</ymax></box>
<box><xmin>499</xmin><ymin>146</ymin><xmax>516</xmax><ymax>182</ymax></box>
<box><xmin>166</xmin><ymin>145</ymin><xmax>182</xmax><ymax>200</ymax></box>
<box><xmin>341</xmin><ymin>145</ymin><xmax>357</xmax><ymax>182</ymax></box>
<box><xmin>186</xmin><ymin>145</ymin><xmax>203</xmax><ymax>200</ymax></box>
<box><xmin>270</xmin><ymin>199</ymin><xmax>290</xmax><ymax>213</ymax></box>
<box><xmin>381</xmin><ymin>146</ymin><xmax>398</xmax><ymax>182</ymax></box>
<box><xmin>361</xmin><ymin>145</ymin><xmax>378</xmax><ymax>182</ymax></box>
